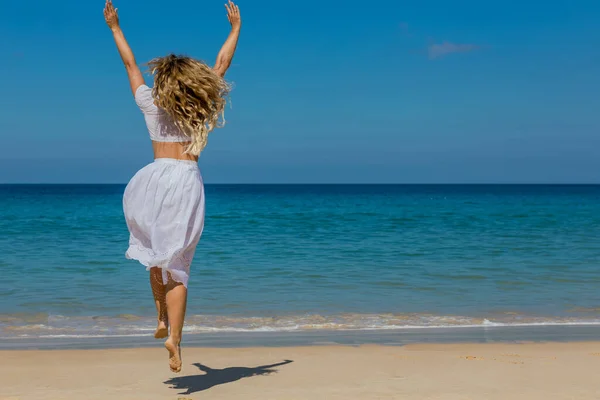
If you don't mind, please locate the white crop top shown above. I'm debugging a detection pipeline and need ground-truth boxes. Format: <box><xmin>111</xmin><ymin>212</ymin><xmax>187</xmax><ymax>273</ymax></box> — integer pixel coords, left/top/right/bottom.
<box><xmin>135</xmin><ymin>85</ymin><xmax>191</xmax><ymax>143</ymax></box>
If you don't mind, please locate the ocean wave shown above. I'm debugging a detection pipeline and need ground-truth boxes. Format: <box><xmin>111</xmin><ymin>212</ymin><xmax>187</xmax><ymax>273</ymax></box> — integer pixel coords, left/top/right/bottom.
<box><xmin>1</xmin><ymin>312</ymin><xmax>600</xmax><ymax>339</ymax></box>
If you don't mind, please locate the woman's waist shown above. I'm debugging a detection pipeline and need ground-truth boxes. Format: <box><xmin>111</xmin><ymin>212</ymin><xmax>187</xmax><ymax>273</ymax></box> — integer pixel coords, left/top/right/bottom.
<box><xmin>152</xmin><ymin>141</ymin><xmax>199</xmax><ymax>162</ymax></box>
<box><xmin>153</xmin><ymin>158</ymin><xmax>198</xmax><ymax>167</ymax></box>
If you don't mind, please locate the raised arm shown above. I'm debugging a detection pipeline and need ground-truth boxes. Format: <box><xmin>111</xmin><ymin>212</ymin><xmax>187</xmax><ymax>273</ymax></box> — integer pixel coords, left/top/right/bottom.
<box><xmin>104</xmin><ymin>0</ymin><xmax>145</xmax><ymax>96</ymax></box>
<box><xmin>213</xmin><ymin>1</ymin><xmax>242</xmax><ymax>78</ymax></box>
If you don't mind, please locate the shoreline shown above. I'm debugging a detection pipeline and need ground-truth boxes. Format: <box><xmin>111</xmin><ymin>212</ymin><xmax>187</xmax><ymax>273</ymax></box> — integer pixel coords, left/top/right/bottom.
<box><xmin>3</xmin><ymin>324</ymin><xmax>600</xmax><ymax>351</ymax></box>
<box><xmin>2</xmin><ymin>342</ymin><xmax>599</xmax><ymax>399</ymax></box>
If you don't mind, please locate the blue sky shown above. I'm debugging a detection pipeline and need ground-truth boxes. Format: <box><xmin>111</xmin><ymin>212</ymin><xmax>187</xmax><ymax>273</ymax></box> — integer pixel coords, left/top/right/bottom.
<box><xmin>1</xmin><ymin>0</ymin><xmax>599</xmax><ymax>183</ymax></box>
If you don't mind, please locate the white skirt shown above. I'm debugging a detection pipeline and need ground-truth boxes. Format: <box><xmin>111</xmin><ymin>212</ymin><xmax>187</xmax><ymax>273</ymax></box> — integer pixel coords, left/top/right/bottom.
<box><xmin>123</xmin><ymin>158</ymin><xmax>205</xmax><ymax>287</ymax></box>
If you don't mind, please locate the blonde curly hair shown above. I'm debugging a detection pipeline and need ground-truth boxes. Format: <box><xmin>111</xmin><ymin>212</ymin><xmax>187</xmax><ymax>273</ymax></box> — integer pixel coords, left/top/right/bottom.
<box><xmin>147</xmin><ymin>54</ymin><xmax>231</xmax><ymax>156</ymax></box>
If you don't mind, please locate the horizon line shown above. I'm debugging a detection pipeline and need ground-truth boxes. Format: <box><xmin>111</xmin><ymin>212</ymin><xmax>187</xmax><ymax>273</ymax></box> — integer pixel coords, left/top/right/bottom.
<box><xmin>2</xmin><ymin>183</ymin><xmax>600</xmax><ymax>186</ymax></box>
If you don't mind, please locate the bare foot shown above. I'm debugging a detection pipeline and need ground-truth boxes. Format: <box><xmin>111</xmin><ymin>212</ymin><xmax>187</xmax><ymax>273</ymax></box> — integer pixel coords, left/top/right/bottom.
<box><xmin>154</xmin><ymin>320</ymin><xmax>168</xmax><ymax>339</ymax></box>
<box><xmin>165</xmin><ymin>338</ymin><xmax>182</xmax><ymax>373</ymax></box>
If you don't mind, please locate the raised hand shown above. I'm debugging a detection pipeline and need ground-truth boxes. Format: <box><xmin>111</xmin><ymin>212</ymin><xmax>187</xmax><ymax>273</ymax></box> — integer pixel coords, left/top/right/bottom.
<box><xmin>225</xmin><ymin>1</ymin><xmax>241</xmax><ymax>30</ymax></box>
<box><xmin>214</xmin><ymin>1</ymin><xmax>241</xmax><ymax>77</ymax></box>
<box><xmin>104</xmin><ymin>0</ymin><xmax>120</xmax><ymax>31</ymax></box>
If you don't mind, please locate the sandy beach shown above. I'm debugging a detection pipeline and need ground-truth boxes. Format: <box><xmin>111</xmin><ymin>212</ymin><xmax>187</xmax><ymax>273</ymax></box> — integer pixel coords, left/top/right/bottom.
<box><xmin>1</xmin><ymin>342</ymin><xmax>599</xmax><ymax>399</ymax></box>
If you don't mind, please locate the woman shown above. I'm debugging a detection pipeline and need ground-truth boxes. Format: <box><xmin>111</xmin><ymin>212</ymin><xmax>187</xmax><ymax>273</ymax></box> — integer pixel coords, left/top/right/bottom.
<box><xmin>103</xmin><ymin>0</ymin><xmax>241</xmax><ymax>373</ymax></box>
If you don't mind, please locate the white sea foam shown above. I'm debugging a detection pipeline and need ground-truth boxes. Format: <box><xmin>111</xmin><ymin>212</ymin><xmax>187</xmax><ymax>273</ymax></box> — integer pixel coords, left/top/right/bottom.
<box><xmin>2</xmin><ymin>313</ymin><xmax>600</xmax><ymax>339</ymax></box>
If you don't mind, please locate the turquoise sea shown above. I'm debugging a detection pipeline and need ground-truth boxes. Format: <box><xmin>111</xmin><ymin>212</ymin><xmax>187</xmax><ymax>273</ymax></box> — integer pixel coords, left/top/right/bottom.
<box><xmin>1</xmin><ymin>184</ymin><xmax>600</xmax><ymax>348</ymax></box>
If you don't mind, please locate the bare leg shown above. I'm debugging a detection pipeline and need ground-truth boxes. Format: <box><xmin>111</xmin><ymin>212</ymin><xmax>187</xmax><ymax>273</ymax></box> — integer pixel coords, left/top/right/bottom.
<box><xmin>164</xmin><ymin>272</ymin><xmax>187</xmax><ymax>373</ymax></box>
<box><xmin>149</xmin><ymin>267</ymin><xmax>168</xmax><ymax>339</ymax></box>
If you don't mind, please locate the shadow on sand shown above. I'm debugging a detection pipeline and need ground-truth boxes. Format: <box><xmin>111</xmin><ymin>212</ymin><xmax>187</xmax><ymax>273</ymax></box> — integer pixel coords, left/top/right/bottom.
<box><xmin>164</xmin><ymin>360</ymin><xmax>294</xmax><ymax>395</ymax></box>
